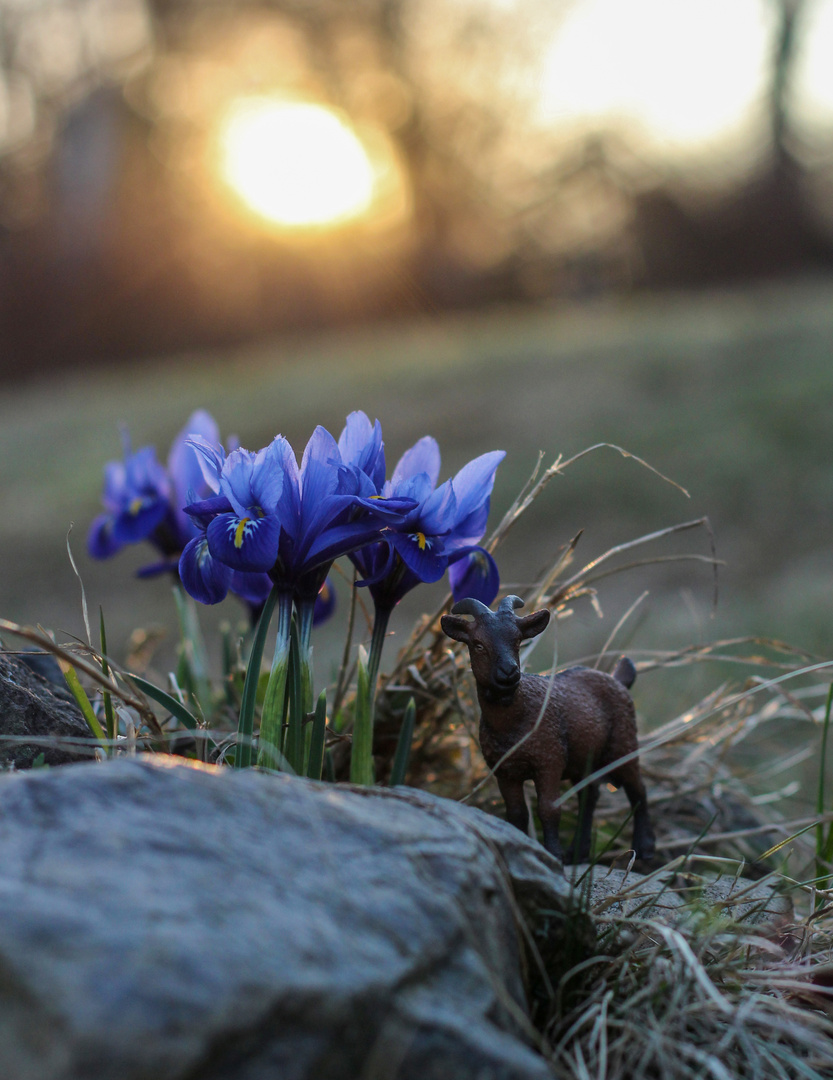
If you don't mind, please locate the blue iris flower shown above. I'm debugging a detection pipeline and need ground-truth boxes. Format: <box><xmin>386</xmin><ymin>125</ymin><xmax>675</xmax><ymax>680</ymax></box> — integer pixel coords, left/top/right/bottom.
<box><xmin>181</xmin><ymin>424</ymin><xmax>414</xmax><ymax>606</ymax></box>
<box><xmin>349</xmin><ymin>433</ymin><xmax>504</xmax><ymax>612</ymax></box>
<box><xmin>88</xmin><ymin>410</ymin><xmax>220</xmax><ymax>569</ymax></box>
<box><xmin>87</xmin><ymin>411</ymin><xmax>290</xmax><ymax>624</ymax></box>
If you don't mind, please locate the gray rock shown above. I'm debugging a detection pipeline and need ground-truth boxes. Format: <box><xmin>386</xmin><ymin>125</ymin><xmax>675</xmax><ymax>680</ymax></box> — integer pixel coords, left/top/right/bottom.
<box><xmin>698</xmin><ymin>874</ymin><xmax>793</xmax><ymax>924</ymax></box>
<box><xmin>568</xmin><ymin>863</ymin><xmax>686</xmax><ymax>921</ymax></box>
<box><xmin>568</xmin><ymin>862</ymin><xmax>793</xmax><ymax>929</ymax></box>
<box><xmin>0</xmin><ymin>651</ymin><xmax>96</xmax><ymax>769</ymax></box>
<box><xmin>0</xmin><ymin>759</ymin><xmax>580</xmax><ymax>1080</ymax></box>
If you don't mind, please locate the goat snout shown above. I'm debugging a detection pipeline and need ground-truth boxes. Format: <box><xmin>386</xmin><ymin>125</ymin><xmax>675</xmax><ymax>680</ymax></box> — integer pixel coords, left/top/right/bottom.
<box><xmin>493</xmin><ymin>663</ymin><xmax>520</xmax><ymax>691</ymax></box>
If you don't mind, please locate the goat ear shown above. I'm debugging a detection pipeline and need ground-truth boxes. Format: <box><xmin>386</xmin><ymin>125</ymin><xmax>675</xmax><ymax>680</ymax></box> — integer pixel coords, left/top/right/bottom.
<box><xmin>441</xmin><ymin>614</ymin><xmax>472</xmax><ymax>644</ymax></box>
<box><xmin>516</xmin><ymin>609</ymin><xmax>550</xmax><ymax>641</ymax></box>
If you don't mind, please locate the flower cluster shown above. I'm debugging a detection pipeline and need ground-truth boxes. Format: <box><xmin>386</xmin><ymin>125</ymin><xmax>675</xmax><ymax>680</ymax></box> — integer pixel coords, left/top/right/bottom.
<box><xmin>342</xmin><ymin>415</ymin><xmax>503</xmax><ymax>614</ymax></box>
<box><xmin>87</xmin><ymin>411</ymin><xmax>274</xmax><ymax>616</ymax></box>
<box><xmin>179</xmin><ymin>411</ymin><xmax>503</xmax><ymax>613</ymax></box>
<box><xmin>88</xmin><ymin>408</ymin><xmax>505</xmax><ymax>775</ymax></box>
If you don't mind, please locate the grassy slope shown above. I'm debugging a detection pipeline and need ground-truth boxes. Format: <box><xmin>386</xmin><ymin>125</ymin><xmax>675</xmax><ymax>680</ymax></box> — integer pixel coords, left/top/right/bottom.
<box><xmin>2</xmin><ymin>276</ymin><xmax>833</xmax><ymax>729</ymax></box>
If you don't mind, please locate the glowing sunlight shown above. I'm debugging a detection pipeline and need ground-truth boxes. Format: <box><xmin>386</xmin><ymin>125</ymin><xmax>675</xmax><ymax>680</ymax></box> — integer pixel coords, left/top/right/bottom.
<box><xmin>537</xmin><ymin>0</ymin><xmax>773</xmax><ymax>158</ymax></box>
<box><xmin>219</xmin><ymin>99</ymin><xmax>376</xmax><ymax>229</ymax></box>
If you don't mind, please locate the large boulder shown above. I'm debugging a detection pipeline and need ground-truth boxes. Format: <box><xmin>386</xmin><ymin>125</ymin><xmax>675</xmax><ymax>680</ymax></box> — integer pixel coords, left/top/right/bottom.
<box><xmin>0</xmin><ymin>651</ymin><xmax>95</xmax><ymax>769</ymax></box>
<box><xmin>0</xmin><ymin>758</ymin><xmax>581</xmax><ymax>1080</ymax></box>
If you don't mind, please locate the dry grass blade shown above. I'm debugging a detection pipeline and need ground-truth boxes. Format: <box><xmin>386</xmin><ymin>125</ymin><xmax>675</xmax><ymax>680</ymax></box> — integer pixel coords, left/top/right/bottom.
<box><xmin>486</xmin><ymin>442</ymin><xmax>689</xmax><ymax>556</ymax></box>
<box><xmin>0</xmin><ymin>618</ymin><xmax>158</xmax><ymax>729</ymax></box>
<box><xmin>542</xmin><ymin>868</ymin><xmax>833</xmax><ymax>1080</ymax></box>
<box><xmin>553</xmin><ymin>518</ymin><xmax>715</xmax><ymax>601</ymax></box>
<box><xmin>594</xmin><ymin>589</ymin><xmax>649</xmax><ymax>669</ymax></box>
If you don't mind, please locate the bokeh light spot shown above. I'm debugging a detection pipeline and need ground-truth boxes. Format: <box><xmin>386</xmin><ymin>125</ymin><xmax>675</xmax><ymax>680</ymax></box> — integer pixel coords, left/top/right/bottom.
<box><xmin>219</xmin><ymin>98</ymin><xmax>376</xmax><ymax>228</ymax></box>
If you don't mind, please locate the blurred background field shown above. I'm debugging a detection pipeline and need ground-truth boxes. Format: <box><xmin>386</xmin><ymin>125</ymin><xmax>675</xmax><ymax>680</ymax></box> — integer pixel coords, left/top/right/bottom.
<box><xmin>3</xmin><ymin>0</ymin><xmax>833</xmax><ymax>819</ymax></box>
<box><xmin>3</xmin><ymin>276</ymin><xmax>833</xmax><ymax>723</ymax></box>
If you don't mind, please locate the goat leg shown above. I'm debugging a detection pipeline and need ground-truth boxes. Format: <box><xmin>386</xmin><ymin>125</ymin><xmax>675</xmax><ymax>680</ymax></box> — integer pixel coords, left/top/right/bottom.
<box><xmin>564</xmin><ymin>781</ymin><xmax>600</xmax><ymax>864</ymax></box>
<box><xmin>619</xmin><ymin>772</ymin><xmax>655</xmax><ymax>861</ymax></box>
<box><xmin>533</xmin><ymin>771</ymin><xmax>565</xmax><ymax>862</ymax></box>
<box><xmin>497</xmin><ymin>774</ymin><xmax>530</xmax><ymax>837</ymax></box>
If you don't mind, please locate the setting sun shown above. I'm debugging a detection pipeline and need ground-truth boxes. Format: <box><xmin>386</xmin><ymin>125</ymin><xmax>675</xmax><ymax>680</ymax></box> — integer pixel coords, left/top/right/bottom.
<box><xmin>219</xmin><ymin>99</ymin><xmax>376</xmax><ymax>228</ymax></box>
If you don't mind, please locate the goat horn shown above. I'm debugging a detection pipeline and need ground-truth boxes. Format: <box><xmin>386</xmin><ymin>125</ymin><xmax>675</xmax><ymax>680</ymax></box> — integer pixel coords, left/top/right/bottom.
<box><xmin>450</xmin><ymin>598</ymin><xmax>493</xmax><ymax>618</ymax></box>
<box><xmin>498</xmin><ymin>595</ymin><xmax>526</xmax><ymax>614</ymax></box>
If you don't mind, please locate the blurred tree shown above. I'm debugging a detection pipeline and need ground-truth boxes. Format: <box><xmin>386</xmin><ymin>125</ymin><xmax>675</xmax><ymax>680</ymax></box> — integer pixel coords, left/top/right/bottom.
<box><xmin>1</xmin><ymin>0</ymin><xmax>833</xmax><ymax>378</ymax></box>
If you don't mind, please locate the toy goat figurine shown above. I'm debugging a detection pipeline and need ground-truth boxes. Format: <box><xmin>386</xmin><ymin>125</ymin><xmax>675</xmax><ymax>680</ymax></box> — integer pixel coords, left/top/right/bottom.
<box><xmin>442</xmin><ymin>595</ymin><xmax>655</xmax><ymax>863</ymax></box>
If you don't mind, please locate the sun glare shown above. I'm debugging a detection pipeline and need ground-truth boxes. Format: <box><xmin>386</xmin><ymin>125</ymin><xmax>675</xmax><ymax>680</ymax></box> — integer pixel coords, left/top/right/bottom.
<box><xmin>537</xmin><ymin>0</ymin><xmax>772</xmax><ymax>157</ymax></box>
<box><xmin>219</xmin><ymin>99</ymin><xmax>376</xmax><ymax>228</ymax></box>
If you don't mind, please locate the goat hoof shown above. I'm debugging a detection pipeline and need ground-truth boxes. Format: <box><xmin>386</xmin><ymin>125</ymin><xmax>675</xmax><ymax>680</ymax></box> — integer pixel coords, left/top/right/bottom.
<box><xmin>634</xmin><ymin>838</ymin><xmax>656</xmax><ymax>861</ymax></box>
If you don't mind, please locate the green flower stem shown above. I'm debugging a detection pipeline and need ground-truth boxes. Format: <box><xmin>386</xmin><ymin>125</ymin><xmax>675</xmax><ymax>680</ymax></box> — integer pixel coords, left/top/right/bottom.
<box><xmin>281</xmin><ymin>619</ymin><xmax>305</xmax><ymax>773</ymax></box>
<box><xmin>366</xmin><ymin>606</ymin><xmax>392</xmax><ymax>707</ymax></box>
<box><xmin>295</xmin><ymin>597</ymin><xmax>316</xmax><ymax>714</ymax></box>
<box><xmin>350</xmin><ymin>646</ymin><xmax>373</xmax><ymax>786</ymax></box>
<box><xmin>257</xmin><ymin>591</ymin><xmax>294</xmax><ymax>770</ymax></box>
<box><xmin>236</xmin><ymin>586</ymin><xmax>279</xmax><ymax>769</ymax></box>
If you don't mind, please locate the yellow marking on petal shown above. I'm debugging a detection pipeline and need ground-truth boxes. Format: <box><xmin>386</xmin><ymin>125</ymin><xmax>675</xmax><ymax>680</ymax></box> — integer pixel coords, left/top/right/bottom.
<box><xmin>416</xmin><ymin>532</ymin><xmax>427</xmax><ymax>551</ymax></box>
<box><xmin>129</xmin><ymin>497</ymin><xmax>144</xmax><ymax>516</ymax></box>
<box><xmin>319</xmin><ymin>582</ymin><xmax>330</xmax><ymax>601</ymax></box>
<box><xmin>234</xmin><ymin>518</ymin><xmax>251</xmax><ymax>549</ymax></box>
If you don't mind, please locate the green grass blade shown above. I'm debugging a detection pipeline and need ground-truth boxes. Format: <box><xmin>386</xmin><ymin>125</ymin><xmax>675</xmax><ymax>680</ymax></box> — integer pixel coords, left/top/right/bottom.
<box><xmin>60</xmin><ymin>661</ymin><xmax>107</xmax><ymax>750</ymax></box>
<box><xmin>761</xmin><ymin>820</ymin><xmax>820</xmax><ymax>861</ymax></box>
<box><xmin>817</xmin><ymin>682</ymin><xmax>833</xmax><ymax>886</ymax></box>
<box><xmin>99</xmin><ymin>607</ymin><xmax>116</xmax><ymax>743</ymax></box>
<box><xmin>128</xmin><ymin>673</ymin><xmax>199</xmax><ymax>733</ymax></box>
<box><xmin>389</xmin><ymin>697</ymin><xmax>416</xmax><ymax>787</ymax></box>
<box><xmin>350</xmin><ymin>645</ymin><xmax>374</xmax><ymax>786</ymax></box>
<box><xmin>238</xmin><ymin>587</ymin><xmax>279</xmax><ymax>769</ymax></box>
<box><xmin>306</xmin><ymin>690</ymin><xmax>328</xmax><ymax>781</ymax></box>
<box><xmin>172</xmin><ymin>585</ymin><xmax>210</xmax><ymax>717</ymax></box>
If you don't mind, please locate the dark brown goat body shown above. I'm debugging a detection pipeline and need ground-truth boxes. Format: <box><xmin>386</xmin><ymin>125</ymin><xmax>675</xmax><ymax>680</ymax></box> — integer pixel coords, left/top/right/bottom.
<box><xmin>442</xmin><ymin>597</ymin><xmax>655</xmax><ymax>864</ymax></box>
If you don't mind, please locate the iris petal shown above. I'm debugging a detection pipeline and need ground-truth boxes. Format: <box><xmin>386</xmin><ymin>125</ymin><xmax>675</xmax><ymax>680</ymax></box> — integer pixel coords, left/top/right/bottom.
<box><xmin>101</xmin><ymin>461</ymin><xmax>126</xmax><ymax>511</ymax></box>
<box><xmin>179</xmin><ymin>537</ymin><xmax>232</xmax><ymax>605</ymax></box>
<box><xmin>449</xmin><ymin>547</ymin><xmax>500</xmax><ymax>606</ymax></box>
<box><xmin>206</xmin><ymin>512</ymin><xmax>281</xmax><ymax>573</ymax></box>
<box><xmin>186</xmin><ymin>434</ymin><xmax>226</xmax><ymax>493</ymax></box>
<box><xmin>388</xmin><ymin>530</ymin><xmax>448</xmax><ymax>583</ymax></box>
<box><xmin>353</xmin><ymin>542</ymin><xmax>396</xmax><ymax>587</ymax></box>
<box><xmin>88</xmin><ymin>514</ymin><xmax>122</xmax><ymax>558</ymax></box>
<box><xmin>391</xmin><ymin>436</ymin><xmax>441</xmax><ymax>491</ymax></box>
<box><xmin>184</xmin><ymin>495</ymin><xmax>233</xmax><ymax>520</ymax></box>
<box><xmin>251</xmin><ymin>437</ymin><xmax>288</xmax><ymax>516</ymax></box>
<box><xmin>420</xmin><ymin>479</ymin><xmax>457</xmax><ymax>536</ymax></box>
<box><xmin>111</xmin><ymin>498</ymin><xmax>168</xmax><ymax>544</ymax></box>
<box><xmin>229</xmin><ymin>570</ymin><xmax>273</xmax><ymax>607</ymax></box>
<box><xmin>299</xmin><ymin>428</ymin><xmax>342</xmax><ymax>529</ymax></box>
<box><xmin>338</xmin><ymin>411</ymin><xmax>373</xmax><ymax>466</ymax></box>
<box><xmin>450</xmin><ymin>451</ymin><xmax>505</xmax><ymax>522</ymax></box>
<box><xmin>169</xmin><ymin>411</ymin><xmax>221</xmax><ymax>506</ymax></box>
<box><xmin>338</xmin><ymin>412</ymin><xmax>385</xmax><ymax>491</ymax></box>
<box><xmin>220</xmin><ymin>448</ymin><xmax>259</xmax><ymax>518</ymax></box>
<box><xmin>445</xmin><ymin>501</ymin><xmax>491</xmax><ymax>552</ymax></box>
<box><xmin>304</xmin><ymin>518</ymin><xmax>391</xmax><ymax>568</ymax></box>
<box><xmin>273</xmin><ymin>437</ymin><xmax>302</xmax><ymax>541</ymax></box>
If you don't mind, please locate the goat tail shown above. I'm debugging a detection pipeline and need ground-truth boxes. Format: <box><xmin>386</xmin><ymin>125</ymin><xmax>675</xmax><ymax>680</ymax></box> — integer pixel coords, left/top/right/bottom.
<box><xmin>613</xmin><ymin>656</ymin><xmax>637</xmax><ymax>689</ymax></box>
